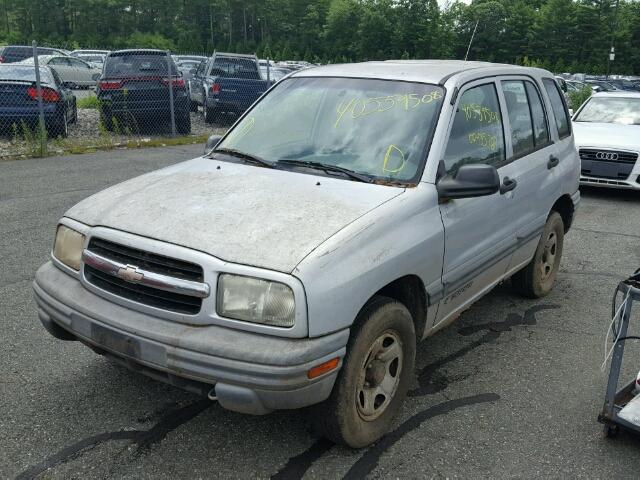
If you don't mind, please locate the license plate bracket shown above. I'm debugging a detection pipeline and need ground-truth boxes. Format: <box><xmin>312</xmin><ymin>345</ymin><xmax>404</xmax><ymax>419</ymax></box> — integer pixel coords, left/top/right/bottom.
<box><xmin>91</xmin><ymin>323</ymin><xmax>140</xmax><ymax>358</ymax></box>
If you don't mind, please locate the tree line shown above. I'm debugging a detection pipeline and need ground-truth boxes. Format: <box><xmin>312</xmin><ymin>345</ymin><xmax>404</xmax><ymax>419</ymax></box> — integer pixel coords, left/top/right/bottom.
<box><xmin>1</xmin><ymin>0</ymin><xmax>639</xmax><ymax>75</ymax></box>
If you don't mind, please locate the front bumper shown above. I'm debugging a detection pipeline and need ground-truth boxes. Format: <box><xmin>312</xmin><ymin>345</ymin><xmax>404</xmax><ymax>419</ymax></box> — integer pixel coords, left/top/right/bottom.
<box><xmin>34</xmin><ymin>261</ymin><xmax>347</xmax><ymax>414</ymax></box>
<box><xmin>580</xmin><ymin>173</ymin><xmax>640</xmax><ymax>190</ymax></box>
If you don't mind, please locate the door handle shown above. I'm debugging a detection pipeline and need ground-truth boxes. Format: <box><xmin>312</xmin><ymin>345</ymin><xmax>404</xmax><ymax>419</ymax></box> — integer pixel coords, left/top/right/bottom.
<box><xmin>547</xmin><ymin>155</ymin><xmax>560</xmax><ymax>169</ymax></box>
<box><xmin>500</xmin><ymin>176</ymin><xmax>518</xmax><ymax>194</ymax></box>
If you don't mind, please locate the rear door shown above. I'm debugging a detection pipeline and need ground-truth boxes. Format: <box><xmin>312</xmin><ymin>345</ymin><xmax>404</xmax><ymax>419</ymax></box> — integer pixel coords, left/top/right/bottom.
<box><xmin>435</xmin><ymin>80</ymin><xmax>517</xmax><ymax>325</ymax></box>
<box><xmin>498</xmin><ymin>77</ymin><xmax>561</xmax><ymax>272</ymax></box>
<box><xmin>67</xmin><ymin>57</ymin><xmax>93</xmax><ymax>85</ymax></box>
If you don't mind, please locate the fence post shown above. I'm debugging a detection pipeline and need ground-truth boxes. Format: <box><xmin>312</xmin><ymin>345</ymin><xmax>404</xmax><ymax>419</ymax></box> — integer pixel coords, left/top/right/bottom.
<box><xmin>167</xmin><ymin>50</ymin><xmax>176</xmax><ymax>137</ymax></box>
<box><xmin>267</xmin><ymin>58</ymin><xmax>271</xmax><ymax>82</ymax></box>
<box><xmin>32</xmin><ymin>40</ymin><xmax>47</xmax><ymax>156</ymax></box>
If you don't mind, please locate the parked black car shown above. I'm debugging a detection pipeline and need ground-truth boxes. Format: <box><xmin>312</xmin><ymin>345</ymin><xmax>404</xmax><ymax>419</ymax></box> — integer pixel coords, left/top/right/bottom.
<box><xmin>0</xmin><ymin>64</ymin><xmax>76</xmax><ymax>137</ymax></box>
<box><xmin>97</xmin><ymin>49</ymin><xmax>191</xmax><ymax>134</ymax></box>
<box><xmin>0</xmin><ymin>45</ymin><xmax>70</xmax><ymax>64</ymax></box>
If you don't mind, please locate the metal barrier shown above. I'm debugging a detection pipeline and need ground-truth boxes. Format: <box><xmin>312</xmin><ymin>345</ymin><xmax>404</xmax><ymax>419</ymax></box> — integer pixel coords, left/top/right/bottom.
<box><xmin>0</xmin><ymin>42</ymin><xmax>284</xmax><ymax>159</ymax></box>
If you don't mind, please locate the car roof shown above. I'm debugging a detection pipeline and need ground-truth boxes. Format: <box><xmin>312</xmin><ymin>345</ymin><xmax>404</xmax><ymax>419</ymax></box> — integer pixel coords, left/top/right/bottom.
<box><xmin>108</xmin><ymin>49</ymin><xmax>169</xmax><ymax>55</ymax></box>
<box><xmin>291</xmin><ymin>60</ymin><xmax>548</xmax><ymax>85</ymax></box>
<box><xmin>592</xmin><ymin>91</ymin><xmax>640</xmax><ymax>98</ymax></box>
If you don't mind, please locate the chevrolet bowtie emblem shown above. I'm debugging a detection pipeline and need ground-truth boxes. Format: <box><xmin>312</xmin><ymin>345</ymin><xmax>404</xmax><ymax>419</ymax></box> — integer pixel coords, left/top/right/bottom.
<box><xmin>116</xmin><ymin>265</ymin><xmax>144</xmax><ymax>283</ymax></box>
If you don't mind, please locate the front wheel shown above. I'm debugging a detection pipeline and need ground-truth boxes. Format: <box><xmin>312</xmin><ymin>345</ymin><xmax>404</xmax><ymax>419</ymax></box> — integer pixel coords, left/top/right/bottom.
<box><xmin>310</xmin><ymin>296</ymin><xmax>415</xmax><ymax>448</ymax></box>
<box><xmin>512</xmin><ymin>211</ymin><xmax>564</xmax><ymax>298</ymax></box>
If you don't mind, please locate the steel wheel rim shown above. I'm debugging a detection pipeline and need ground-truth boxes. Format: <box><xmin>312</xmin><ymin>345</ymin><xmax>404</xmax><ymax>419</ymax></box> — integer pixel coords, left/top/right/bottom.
<box><xmin>540</xmin><ymin>230</ymin><xmax>557</xmax><ymax>280</ymax></box>
<box><xmin>355</xmin><ymin>330</ymin><xmax>403</xmax><ymax>422</ymax></box>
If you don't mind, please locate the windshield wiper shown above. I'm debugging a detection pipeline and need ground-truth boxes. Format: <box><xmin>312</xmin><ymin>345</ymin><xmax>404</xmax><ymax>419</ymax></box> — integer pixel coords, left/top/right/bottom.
<box><xmin>212</xmin><ymin>148</ymin><xmax>276</xmax><ymax>168</ymax></box>
<box><xmin>277</xmin><ymin>159</ymin><xmax>373</xmax><ymax>183</ymax></box>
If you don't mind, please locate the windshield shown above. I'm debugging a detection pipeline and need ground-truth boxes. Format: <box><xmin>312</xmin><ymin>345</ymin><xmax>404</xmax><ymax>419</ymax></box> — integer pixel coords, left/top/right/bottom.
<box><xmin>217</xmin><ymin>77</ymin><xmax>444</xmax><ymax>182</ymax></box>
<box><xmin>574</xmin><ymin>97</ymin><xmax>640</xmax><ymax>125</ymax></box>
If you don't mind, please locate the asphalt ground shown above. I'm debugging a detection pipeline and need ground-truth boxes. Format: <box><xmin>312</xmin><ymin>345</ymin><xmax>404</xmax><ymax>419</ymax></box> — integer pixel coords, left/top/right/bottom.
<box><xmin>1</xmin><ymin>145</ymin><xmax>640</xmax><ymax>479</ymax></box>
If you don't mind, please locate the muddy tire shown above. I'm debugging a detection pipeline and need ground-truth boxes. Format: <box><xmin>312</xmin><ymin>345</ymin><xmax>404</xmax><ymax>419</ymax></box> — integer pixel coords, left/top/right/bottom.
<box><xmin>309</xmin><ymin>296</ymin><xmax>415</xmax><ymax>448</ymax></box>
<box><xmin>512</xmin><ymin>211</ymin><xmax>564</xmax><ymax>298</ymax></box>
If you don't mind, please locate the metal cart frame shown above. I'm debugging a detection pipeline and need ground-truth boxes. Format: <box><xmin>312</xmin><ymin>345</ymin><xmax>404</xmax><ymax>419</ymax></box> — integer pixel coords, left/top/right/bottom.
<box><xmin>598</xmin><ymin>277</ymin><xmax>640</xmax><ymax>437</ymax></box>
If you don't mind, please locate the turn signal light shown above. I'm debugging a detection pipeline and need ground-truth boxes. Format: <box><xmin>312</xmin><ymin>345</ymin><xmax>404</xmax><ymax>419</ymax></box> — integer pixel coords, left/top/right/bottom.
<box><xmin>307</xmin><ymin>357</ymin><xmax>340</xmax><ymax>379</ymax></box>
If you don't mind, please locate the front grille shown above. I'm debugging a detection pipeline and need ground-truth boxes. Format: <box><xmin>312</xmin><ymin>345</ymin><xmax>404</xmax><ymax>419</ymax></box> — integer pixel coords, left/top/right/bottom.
<box><xmin>579</xmin><ymin>149</ymin><xmax>637</xmax><ymax>180</ymax></box>
<box><xmin>84</xmin><ymin>238</ymin><xmax>204</xmax><ymax>314</ymax></box>
<box><xmin>579</xmin><ymin>149</ymin><xmax>638</xmax><ymax>164</ymax></box>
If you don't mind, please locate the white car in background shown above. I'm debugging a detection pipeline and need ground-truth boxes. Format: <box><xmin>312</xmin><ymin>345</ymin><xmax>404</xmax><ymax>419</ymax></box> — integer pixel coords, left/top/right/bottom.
<box><xmin>572</xmin><ymin>91</ymin><xmax>640</xmax><ymax>190</ymax></box>
<box><xmin>18</xmin><ymin>55</ymin><xmax>102</xmax><ymax>88</ymax></box>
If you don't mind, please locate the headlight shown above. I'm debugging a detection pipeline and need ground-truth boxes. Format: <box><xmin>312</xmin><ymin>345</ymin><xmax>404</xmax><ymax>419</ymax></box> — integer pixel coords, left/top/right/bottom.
<box><xmin>53</xmin><ymin>225</ymin><xmax>85</xmax><ymax>271</ymax></box>
<box><xmin>217</xmin><ymin>274</ymin><xmax>295</xmax><ymax>327</ymax></box>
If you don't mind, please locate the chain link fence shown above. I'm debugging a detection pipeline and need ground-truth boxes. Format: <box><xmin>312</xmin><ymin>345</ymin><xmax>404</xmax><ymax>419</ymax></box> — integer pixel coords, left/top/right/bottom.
<box><xmin>0</xmin><ymin>42</ymin><xmax>273</xmax><ymax>159</ymax></box>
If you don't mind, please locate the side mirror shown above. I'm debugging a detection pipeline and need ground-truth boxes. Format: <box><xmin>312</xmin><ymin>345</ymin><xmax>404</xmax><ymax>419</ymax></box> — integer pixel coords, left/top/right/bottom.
<box><xmin>204</xmin><ymin>135</ymin><xmax>223</xmax><ymax>155</ymax></box>
<box><xmin>437</xmin><ymin>163</ymin><xmax>500</xmax><ymax>200</ymax></box>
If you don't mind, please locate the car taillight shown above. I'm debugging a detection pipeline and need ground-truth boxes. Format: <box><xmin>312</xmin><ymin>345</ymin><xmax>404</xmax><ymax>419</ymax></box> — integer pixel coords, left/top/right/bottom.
<box><xmin>210</xmin><ymin>83</ymin><xmax>221</xmax><ymax>94</ymax></box>
<box><xmin>98</xmin><ymin>80</ymin><xmax>122</xmax><ymax>90</ymax></box>
<box><xmin>27</xmin><ymin>86</ymin><xmax>60</xmax><ymax>102</ymax></box>
<box><xmin>163</xmin><ymin>78</ymin><xmax>185</xmax><ymax>88</ymax></box>
<box><xmin>0</xmin><ymin>55</ymin><xmax>5</xmax><ymax>63</ymax></box>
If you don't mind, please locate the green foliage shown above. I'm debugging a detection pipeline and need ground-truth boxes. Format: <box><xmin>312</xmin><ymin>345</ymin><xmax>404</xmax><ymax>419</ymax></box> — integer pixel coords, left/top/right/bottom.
<box><xmin>0</xmin><ymin>0</ymin><xmax>639</xmax><ymax>74</ymax></box>
<box><xmin>77</xmin><ymin>95</ymin><xmax>101</xmax><ymax>109</ymax></box>
<box><xmin>568</xmin><ymin>86</ymin><xmax>593</xmax><ymax>111</ymax></box>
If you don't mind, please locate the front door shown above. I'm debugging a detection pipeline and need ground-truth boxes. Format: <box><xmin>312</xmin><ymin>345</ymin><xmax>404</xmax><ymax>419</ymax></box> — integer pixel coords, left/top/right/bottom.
<box><xmin>435</xmin><ymin>80</ymin><xmax>517</xmax><ymax>325</ymax></box>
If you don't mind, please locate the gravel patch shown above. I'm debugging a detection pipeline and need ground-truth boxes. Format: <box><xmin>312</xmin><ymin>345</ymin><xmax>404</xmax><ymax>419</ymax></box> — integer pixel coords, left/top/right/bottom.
<box><xmin>0</xmin><ymin>106</ymin><xmax>226</xmax><ymax>160</ymax></box>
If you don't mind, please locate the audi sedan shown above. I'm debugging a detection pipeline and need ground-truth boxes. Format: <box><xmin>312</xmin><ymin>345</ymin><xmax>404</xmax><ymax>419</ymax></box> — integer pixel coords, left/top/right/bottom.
<box><xmin>572</xmin><ymin>91</ymin><xmax>640</xmax><ymax>190</ymax></box>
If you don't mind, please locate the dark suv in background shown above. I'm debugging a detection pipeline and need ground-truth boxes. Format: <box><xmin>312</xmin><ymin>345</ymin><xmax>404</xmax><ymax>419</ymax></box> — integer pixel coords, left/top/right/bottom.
<box><xmin>0</xmin><ymin>46</ymin><xmax>70</xmax><ymax>63</ymax></box>
<box><xmin>96</xmin><ymin>49</ymin><xmax>191</xmax><ymax>134</ymax></box>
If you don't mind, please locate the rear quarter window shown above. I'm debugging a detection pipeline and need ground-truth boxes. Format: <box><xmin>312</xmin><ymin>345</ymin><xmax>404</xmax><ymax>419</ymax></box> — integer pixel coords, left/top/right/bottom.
<box><xmin>543</xmin><ymin>78</ymin><xmax>571</xmax><ymax>139</ymax></box>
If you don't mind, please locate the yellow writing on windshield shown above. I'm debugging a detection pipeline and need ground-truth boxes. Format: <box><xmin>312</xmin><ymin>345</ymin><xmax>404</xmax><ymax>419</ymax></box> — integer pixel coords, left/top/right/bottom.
<box><xmin>460</xmin><ymin>103</ymin><xmax>500</xmax><ymax>124</ymax></box>
<box><xmin>334</xmin><ymin>90</ymin><xmax>442</xmax><ymax>128</ymax></box>
<box><xmin>382</xmin><ymin>144</ymin><xmax>406</xmax><ymax>174</ymax></box>
<box><xmin>468</xmin><ymin>131</ymin><xmax>497</xmax><ymax>151</ymax></box>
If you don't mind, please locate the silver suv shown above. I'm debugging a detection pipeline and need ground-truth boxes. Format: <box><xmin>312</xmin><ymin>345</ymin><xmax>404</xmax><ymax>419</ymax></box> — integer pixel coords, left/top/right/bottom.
<box><xmin>34</xmin><ymin>60</ymin><xmax>580</xmax><ymax>448</ymax></box>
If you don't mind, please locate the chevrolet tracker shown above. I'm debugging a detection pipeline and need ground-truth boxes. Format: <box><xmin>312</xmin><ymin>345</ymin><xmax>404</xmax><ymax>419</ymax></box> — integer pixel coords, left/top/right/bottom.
<box><xmin>34</xmin><ymin>60</ymin><xmax>580</xmax><ymax>447</ymax></box>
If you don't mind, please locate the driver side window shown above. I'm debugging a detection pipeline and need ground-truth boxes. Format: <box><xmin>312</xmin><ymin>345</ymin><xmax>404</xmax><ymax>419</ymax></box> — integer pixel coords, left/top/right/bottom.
<box><xmin>443</xmin><ymin>83</ymin><xmax>506</xmax><ymax>175</ymax></box>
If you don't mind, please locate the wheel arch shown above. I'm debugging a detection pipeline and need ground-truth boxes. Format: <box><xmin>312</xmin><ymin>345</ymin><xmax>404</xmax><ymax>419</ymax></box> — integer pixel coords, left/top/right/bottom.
<box><xmin>551</xmin><ymin>194</ymin><xmax>574</xmax><ymax>233</ymax></box>
<box><xmin>360</xmin><ymin>275</ymin><xmax>428</xmax><ymax>339</ymax></box>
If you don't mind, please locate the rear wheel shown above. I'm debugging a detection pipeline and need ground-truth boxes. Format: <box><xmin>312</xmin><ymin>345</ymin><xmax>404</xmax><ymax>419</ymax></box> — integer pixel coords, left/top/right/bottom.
<box><xmin>52</xmin><ymin>110</ymin><xmax>68</xmax><ymax>138</ymax></box>
<box><xmin>99</xmin><ymin>107</ymin><xmax>114</xmax><ymax>132</ymax></box>
<box><xmin>204</xmin><ymin>106</ymin><xmax>220</xmax><ymax>124</ymax></box>
<box><xmin>176</xmin><ymin>112</ymin><xmax>191</xmax><ymax>134</ymax></box>
<box><xmin>512</xmin><ymin>211</ymin><xmax>564</xmax><ymax>298</ymax></box>
<box><xmin>310</xmin><ymin>296</ymin><xmax>415</xmax><ymax>448</ymax></box>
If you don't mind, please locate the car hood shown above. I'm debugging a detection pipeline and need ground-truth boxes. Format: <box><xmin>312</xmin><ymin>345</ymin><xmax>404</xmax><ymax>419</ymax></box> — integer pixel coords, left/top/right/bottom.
<box><xmin>65</xmin><ymin>157</ymin><xmax>404</xmax><ymax>273</ymax></box>
<box><xmin>573</xmin><ymin>122</ymin><xmax>640</xmax><ymax>151</ymax></box>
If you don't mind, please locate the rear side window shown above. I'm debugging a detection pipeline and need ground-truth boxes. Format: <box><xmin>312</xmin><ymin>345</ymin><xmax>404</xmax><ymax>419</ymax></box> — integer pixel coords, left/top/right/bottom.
<box><xmin>525</xmin><ymin>82</ymin><xmax>550</xmax><ymax>146</ymax></box>
<box><xmin>543</xmin><ymin>78</ymin><xmax>571</xmax><ymax>139</ymax></box>
<box><xmin>501</xmin><ymin>81</ymin><xmax>534</xmax><ymax>158</ymax></box>
<box><xmin>443</xmin><ymin>83</ymin><xmax>506</xmax><ymax>174</ymax></box>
